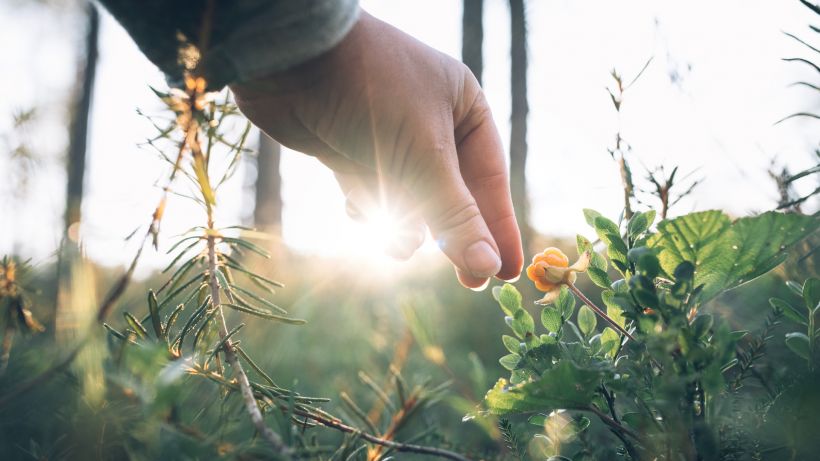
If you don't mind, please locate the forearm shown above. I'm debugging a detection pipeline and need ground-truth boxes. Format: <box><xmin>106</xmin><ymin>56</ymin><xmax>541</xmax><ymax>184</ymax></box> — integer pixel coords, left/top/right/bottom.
<box><xmin>97</xmin><ymin>0</ymin><xmax>359</xmax><ymax>89</ymax></box>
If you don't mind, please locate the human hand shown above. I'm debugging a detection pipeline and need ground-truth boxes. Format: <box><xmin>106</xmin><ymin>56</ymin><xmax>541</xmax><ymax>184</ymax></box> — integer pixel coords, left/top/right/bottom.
<box><xmin>231</xmin><ymin>10</ymin><xmax>523</xmax><ymax>289</ymax></box>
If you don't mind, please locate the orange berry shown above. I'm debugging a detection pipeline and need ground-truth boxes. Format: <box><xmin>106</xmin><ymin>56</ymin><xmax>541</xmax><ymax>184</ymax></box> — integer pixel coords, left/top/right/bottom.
<box><xmin>526</xmin><ymin>247</ymin><xmax>570</xmax><ymax>292</ymax></box>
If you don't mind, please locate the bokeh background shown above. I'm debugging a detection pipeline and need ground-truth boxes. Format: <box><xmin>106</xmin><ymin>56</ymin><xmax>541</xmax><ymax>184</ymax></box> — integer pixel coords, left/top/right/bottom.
<box><xmin>2</xmin><ymin>0</ymin><xmax>818</xmax><ymax>267</ymax></box>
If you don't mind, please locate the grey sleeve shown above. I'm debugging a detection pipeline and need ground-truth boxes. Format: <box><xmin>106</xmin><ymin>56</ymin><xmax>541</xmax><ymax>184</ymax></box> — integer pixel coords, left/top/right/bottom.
<box><xmin>97</xmin><ymin>0</ymin><xmax>360</xmax><ymax>89</ymax></box>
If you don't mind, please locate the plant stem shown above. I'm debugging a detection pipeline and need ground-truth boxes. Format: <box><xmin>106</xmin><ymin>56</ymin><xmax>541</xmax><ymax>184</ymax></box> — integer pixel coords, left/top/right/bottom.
<box><xmin>600</xmin><ymin>385</ymin><xmax>641</xmax><ymax>459</ymax></box>
<box><xmin>567</xmin><ymin>282</ymin><xmax>637</xmax><ymax>342</ymax></box>
<box><xmin>808</xmin><ymin>303</ymin><xmax>815</xmax><ymax>372</ymax></box>
<box><xmin>206</xmin><ymin>233</ymin><xmax>291</xmax><ymax>457</ymax></box>
<box><xmin>289</xmin><ymin>407</ymin><xmax>472</xmax><ymax>461</ymax></box>
<box><xmin>194</xmin><ymin>366</ymin><xmax>471</xmax><ymax>461</ymax></box>
<box><xmin>586</xmin><ymin>405</ymin><xmax>644</xmax><ymax>444</ymax></box>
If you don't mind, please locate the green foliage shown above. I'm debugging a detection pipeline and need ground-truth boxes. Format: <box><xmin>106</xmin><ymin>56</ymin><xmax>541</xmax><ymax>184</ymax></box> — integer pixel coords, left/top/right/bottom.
<box><xmin>577</xmin><ymin>305</ymin><xmax>597</xmax><ymax>337</ymax></box>
<box><xmin>485</xmin><ymin>362</ymin><xmax>602</xmax><ymax>415</ymax></box>
<box><xmin>777</xmin><ymin>277</ymin><xmax>820</xmax><ymax>369</ymax></box>
<box><xmin>649</xmin><ymin>210</ymin><xmax>818</xmax><ymax>303</ymax></box>
<box><xmin>483</xmin><ymin>207</ymin><xmax>820</xmax><ymax>460</ymax></box>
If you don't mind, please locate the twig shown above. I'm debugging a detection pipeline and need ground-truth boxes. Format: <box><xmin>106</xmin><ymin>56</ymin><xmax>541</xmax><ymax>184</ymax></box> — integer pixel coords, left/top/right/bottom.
<box><xmin>566</xmin><ymin>282</ymin><xmax>637</xmax><ymax>342</ymax></box>
<box><xmin>207</xmin><ymin>220</ymin><xmax>290</xmax><ymax>457</ymax></box>
<box><xmin>288</xmin><ymin>407</ymin><xmax>472</xmax><ymax>461</ymax></box>
<box><xmin>586</xmin><ymin>405</ymin><xmax>644</xmax><ymax>444</ymax></box>
<box><xmin>600</xmin><ymin>385</ymin><xmax>642</xmax><ymax>458</ymax></box>
<box><xmin>194</xmin><ymin>366</ymin><xmax>471</xmax><ymax>461</ymax></box>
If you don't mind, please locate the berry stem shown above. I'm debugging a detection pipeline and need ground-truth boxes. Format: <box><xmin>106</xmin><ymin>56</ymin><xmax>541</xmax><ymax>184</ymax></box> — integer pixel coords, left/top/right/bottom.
<box><xmin>566</xmin><ymin>282</ymin><xmax>637</xmax><ymax>343</ymax></box>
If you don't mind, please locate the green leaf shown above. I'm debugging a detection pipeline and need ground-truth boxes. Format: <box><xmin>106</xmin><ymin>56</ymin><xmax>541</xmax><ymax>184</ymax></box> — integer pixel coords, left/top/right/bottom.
<box><xmin>556</xmin><ymin>287</ymin><xmax>575</xmax><ymax>319</ymax></box>
<box><xmin>577</xmin><ymin>234</ymin><xmax>593</xmax><ymax>254</ymax></box>
<box><xmin>540</xmin><ymin>334</ymin><xmax>557</xmax><ymax>345</ymax></box>
<box><xmin>103</xmin><ymin>323</ymin><xmax>128</xmax><ymax>341</ymax></box>
<box><xmin>494</xmin><ymin>283</ymin><xmax>523</xmax><ymax>317</ymax></box>
<box><xmin>147</xmin><ymin>290</ymin><xmax>163</xmax><ymax>340</ymax></box>
<box><xmin>600</xmin><ymin>327</ymin><xmax>620</xmax><ymax>359</ymax></box>
<box><xmin>591</xmin><ymin>251</ymin><xmax>608</xmax><ymax>271</ymax></box>
<box><xmin>583</xmin><ymin>209</ymin><xmax>603</xmax><ymax>227</ymax></box>
<box><xmin>213</xmin><ymin>268</ymin><xmax>230</xmax><ymax>291</ymax></box>
<box><xmin>628</xmin><ymin>247</ymin><xmax>661</xmax><ymax>278</ymax></box>
<box><xmin>785</xmin><ymin>332</ymin><xmax>811</xmax><ymax>360</ymax></box>
<box><xmin>593</xmin><ymin>215</ymin><xmax>620</xmax><ymax>238</ymax></box>
<box><xmin>124</xmin><ymin>312</ymin><xmax>148</xmax><ymax>339</ymax></box>
<box><xmin>577</xmin><ymin>305</ymin><xmax>597</xmax><ymax>337</ymax></box>
<box><xmin>604</xmin><ymin>237</ymin><xmax>629</xmax><ymax>269</ymax></box>
<box><xmin>524</xmin><ymin>332</ymin><xmax>540</xmax><ymax>349</ymax></box>
<box><xmin>770</xmin><ymin>297</ymin><xmax>807</xmax><ymax>325</ymax></box>
<box><xmin>484</xmin><ymin>362</ymin><xmax>602</xmax><ymax>415</ymax></box>
<box><xmin>541</xmin><ymin>307</ymin><xmax>563</xmax><ymax>333</ymax></box>
<box><xmin>502</xmin><ymin>335</ymin><xmax>522</xmax><ymax>354</ymax></box>
<box><xmin>587</xmin><ymin>267</ymin><xmax>611</xmax><ymax>288</ymax></box>
<box><xmin>163</xmin><ymin>303</ymin><xmax>185</xmax><ymax>341</ymax></box>
<box><xmin>602</xmin><ymin>293</ymin><xmax>626</xmax><ymax>328</ymax></box>
<box><xmin>627</xmin><ymin>211</ymin><xmax>654</xmax><ymax>238</ymax></box>
<box><xmin>499</xmin><ymin>353</ymin><xmax>521</xmax><ymax>371</ymax></box>
<box><xmin>730</xmin><ymin>330</ymin><xmax>749</xmax><ymax>341</ymax></box>
<box><xmin>803</xmin><ymin>278</ymin><xmax>820</xmax><ymax>313</ymax></box>
<box><xmin>649</xmin><ymin>211</ymin><xmax>819</xmax><ymax>303</ymax></box>
<box><xmin>223</xmin><ymin>303</ymin><xmax>306</xmax><ymax>325</ymax></box>
<box><xmin>691</xmin><ymin>314</ymin><xmax>713</xmax><ymax>339</ymax></box>
<box><xmin>575</xmin><ymin>415</ymin><xmax>592</xmax><ymax>433</ymax></box>
<box><xmin>511</xmin><ymin>309</ymin><xmax>535</xmax><ymax>338</ymax></box>
<box><xmin>229</xmin><ymin>284</ymin><xmax>288</xmax><ymax>314</ymax></box>
<box><xmin>221</xmin><ymin>237</ymin><xmax>271</xmax><ymax>259</ymax></box>
<box><xmin>528</xmin><ymin>414</ymin><xmax>548</xmax><ymax>427</ymax></box>
<box><xmin>786</xmin><ymin>280</ymin><xmax>804</xmax><ymax>297</ymax></box>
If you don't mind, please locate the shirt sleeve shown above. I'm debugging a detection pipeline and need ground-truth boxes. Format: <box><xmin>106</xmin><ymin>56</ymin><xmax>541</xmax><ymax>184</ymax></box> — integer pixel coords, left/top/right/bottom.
<box><xmin>97</xmin><ymin>0</ymin><xmax>360</xmax><ymax>89</ymax></box>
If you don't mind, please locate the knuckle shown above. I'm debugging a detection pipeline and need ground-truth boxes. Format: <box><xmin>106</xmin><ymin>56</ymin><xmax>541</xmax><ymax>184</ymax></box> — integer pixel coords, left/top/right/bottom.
<box><xmin>431</xmin><ymin>201</ymin><xmax>483</xmax><ymax>235</ymax></box>
<box><xmin>469</xmin><ymin>170</ymin><xmax>508</xmax><ymax>190</ymax></box>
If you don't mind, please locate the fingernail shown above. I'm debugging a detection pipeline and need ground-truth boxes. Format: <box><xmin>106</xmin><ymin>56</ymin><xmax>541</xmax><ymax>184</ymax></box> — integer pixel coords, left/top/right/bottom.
<box><xmin>501</xmin><ymin>274</ymin><xmax>521</xmax><ymax>283</ymax></box>
<box><xmin>464</xmin><ymin>241</ymin><xmax>501</xmax><ymax>278</ymax></box>
<box><xmin>469</xmin><ymin>278</ymin><xmax>491</xmax><ymax>292</ymax></box>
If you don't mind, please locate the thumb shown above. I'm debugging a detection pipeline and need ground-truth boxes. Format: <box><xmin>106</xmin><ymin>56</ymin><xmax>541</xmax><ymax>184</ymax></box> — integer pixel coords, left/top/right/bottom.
<box><xmin>406</xmin><ymin>138</ymin><xmax>502</xmax><ymax>287</ymax></box>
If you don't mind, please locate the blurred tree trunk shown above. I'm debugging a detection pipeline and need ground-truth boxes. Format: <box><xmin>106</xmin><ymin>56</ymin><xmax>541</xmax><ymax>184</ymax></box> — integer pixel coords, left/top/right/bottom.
<box><xmin>461</xmin><ymin>0</ymin><xmax>483</xmax><ymax>85</ymax></box>
<box><xmin>509</xmin><ymin>0</ymin><xmax>530</xmax><ymax>253</ymax></box>
<box><xmin>253</xmin><ymin>131</ymin><xmax>283</xmax><ymax>258</ymax></box>
<box><xmin>57</xmin><ymin>2</ymin><xmax>99</xmax><ymax>316</ymax></box>
<box><xmin>64</xmin><ymin>2</ymin><xmax>99</xmax><ymax>235</ymax></box>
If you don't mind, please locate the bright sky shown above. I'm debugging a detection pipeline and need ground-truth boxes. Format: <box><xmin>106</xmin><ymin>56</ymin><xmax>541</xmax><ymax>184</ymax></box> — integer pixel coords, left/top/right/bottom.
<box><xmin>1</xmin><ymin>0</ymin><xmax>818</xmax><ymax>273</ymax></box>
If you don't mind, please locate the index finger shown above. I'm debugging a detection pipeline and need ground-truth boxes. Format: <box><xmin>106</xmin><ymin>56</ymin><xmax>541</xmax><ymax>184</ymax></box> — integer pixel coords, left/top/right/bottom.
<box><xmin>455</xmin><ymin>94</ymin><xmax>524</xmax><ymax>281</ymax></box>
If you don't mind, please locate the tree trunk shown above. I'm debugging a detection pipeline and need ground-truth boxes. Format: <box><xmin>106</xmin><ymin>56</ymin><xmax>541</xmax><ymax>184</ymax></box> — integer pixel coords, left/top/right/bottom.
<box><xmin>64</xmin><ymin>2</ymin><xmax>99</xmax><ymax>235</ymax></box>
<box><xmin>253</xmin><ymin>131</ymin><xmax>283</xmax><ymax>256</ymax></box>
<box><xmin>57</xmin><ymin>2</ymin><xmax>99</xmax><ymax>319</ymax></box>
<box><xmin>509</xmin><ymin>0</ymin><xmax>530</xmax><ymax>253</ymax></box>
<box><xmin>462</xmin><ymin>0</ymin><xmax>484</xmax><ymax>85</ymax></box>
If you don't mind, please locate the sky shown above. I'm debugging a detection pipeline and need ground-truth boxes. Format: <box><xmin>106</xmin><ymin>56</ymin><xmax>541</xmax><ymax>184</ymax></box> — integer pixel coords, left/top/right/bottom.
<box><xmin>1</xmin><ymin>0</ymin><xmax>818</xmax><ymax>274</ymax></box>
